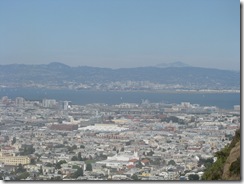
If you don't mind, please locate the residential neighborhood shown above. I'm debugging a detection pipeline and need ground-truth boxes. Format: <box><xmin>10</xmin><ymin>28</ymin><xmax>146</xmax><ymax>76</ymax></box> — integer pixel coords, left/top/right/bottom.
<box><xmin>0</xmin><ymin>96</ymin><xmax>240</xmax><ymax>180</ymax></box>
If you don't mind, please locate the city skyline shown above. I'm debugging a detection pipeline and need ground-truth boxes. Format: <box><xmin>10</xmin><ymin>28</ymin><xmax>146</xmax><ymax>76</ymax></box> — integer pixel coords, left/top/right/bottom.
<box><xmin>0</xmin><ymin>0</ymin><xmax>240</xmax><ymax>71</ymax></box>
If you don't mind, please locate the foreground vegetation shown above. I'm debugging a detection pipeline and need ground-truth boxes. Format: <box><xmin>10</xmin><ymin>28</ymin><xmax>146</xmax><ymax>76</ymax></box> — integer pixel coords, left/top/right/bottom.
<box><xmin>202</xmin><ymin>129</ymin><xmax>240</xmax><ymax>180</ymax></box>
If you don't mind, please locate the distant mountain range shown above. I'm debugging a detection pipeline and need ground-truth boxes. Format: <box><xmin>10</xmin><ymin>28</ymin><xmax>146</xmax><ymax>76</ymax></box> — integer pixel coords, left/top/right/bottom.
<box><xmin>155</xmin><ymin>61</ymin><xmax>190</xmax><ymax>68</ymax></box>
<box><xmin>0</xmin><ymin>62</ymin><xmax>240</xmax><ymax>90</ymax></box>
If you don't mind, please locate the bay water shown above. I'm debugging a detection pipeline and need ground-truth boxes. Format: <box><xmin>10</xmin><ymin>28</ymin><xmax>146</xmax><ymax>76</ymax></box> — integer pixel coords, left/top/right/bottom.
<box><xmin>0</xmin><ymin>88</ymin><xmax>240</xmax><ymax>110</ymax></box>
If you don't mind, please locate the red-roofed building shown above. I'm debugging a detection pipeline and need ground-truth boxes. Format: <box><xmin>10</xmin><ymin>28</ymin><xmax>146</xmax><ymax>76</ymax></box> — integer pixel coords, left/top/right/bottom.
<box><xmin>141</xmin><ymin>159</ymin><xmax>150</xmax><ymax>166</ymax></box>
<box><xmin>127</xmin><ymin>165</ymin><xmax>135</xmax><ymax>169</ymax></box>
<box><xmin>128</xmin><ymin>158</ymin><xmax>139</xmax><ymax>166</ymax></box>
<box><xmin>1</xmin><ymin>146</ymin><xmax>16</xmax><ymax>155</ymax></box>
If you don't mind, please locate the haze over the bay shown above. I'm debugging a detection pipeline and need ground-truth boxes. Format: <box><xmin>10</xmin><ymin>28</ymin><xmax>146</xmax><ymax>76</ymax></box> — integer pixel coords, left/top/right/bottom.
<box><xmin>0</xmin><ymin>0</ymin><xmax>240</xmax><ymax>71</ymax></box>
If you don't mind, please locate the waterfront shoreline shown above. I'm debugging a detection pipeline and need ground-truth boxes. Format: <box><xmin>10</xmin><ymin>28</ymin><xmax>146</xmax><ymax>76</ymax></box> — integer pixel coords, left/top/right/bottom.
<box><xmin>0</xmin><ymin>87</ymin><xmax>240</xmax><ymax>94</ymax></box>
<box><xmin>0</xmin><ymin>87</ymin><xmax>240</xmax><ymax>110</ymax></box>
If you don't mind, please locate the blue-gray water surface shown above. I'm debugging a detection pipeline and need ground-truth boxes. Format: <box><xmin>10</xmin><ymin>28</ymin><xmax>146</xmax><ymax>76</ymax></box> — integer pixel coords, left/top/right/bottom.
<box><xmin>0</xmin><ymin>88</ymin><xmax>240</xmax><ymax>110</ymax></box>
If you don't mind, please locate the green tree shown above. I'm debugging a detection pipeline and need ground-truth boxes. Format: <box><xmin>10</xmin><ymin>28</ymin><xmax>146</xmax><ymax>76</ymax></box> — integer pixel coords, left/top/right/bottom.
<box><xmin>72</xmin><ymin>165</ymin><xmax>80</xmax><ymax>169</ymax></box>
<box><xmin>16</xmin><ymin>164</ymin><xmax>26</xmax><ymax>173</ymax></box>
<box><xmin>11</xmin><ymin>137</ymin><xmax>16</xmax><ymax>145</ymax></box>
<box><xmin>78</xmin><ymin>152</ymin><xmax>83</xmax><ymax>161</ymax></box>
<box><xmin>230</xmin><ymin>157</ymin><xmax>241</xmax><ymax>174</ymax></box>
<box><xmin>55</xmin><ymin>160</ymin><xmax>67</xmax><ymax>169</ymax></box>
<box><xmin>39</xmin><ymin>166</ymin><xmax>43</xmax><ymax>175</ymax></box>
<box><xmin>99</xmin><ymin>154</ymin><xmax>107</xmax><ymax>160</ymax></box>
<box><xmin>72</xmin><ymin>145</ymin><xmax>77</xmax><ymax>150</ymax></box>
<box><xmin>136</xmin><ymin>161</ymin><xmax>143</xmax><ymax>169</ymax></box>
<box><xmin>131</xmin><ymin>174</ymin><xmax>140</xmax><ymax>180</ymax></box>
<box><xmin>80</xmin><ymin>145</ymin><xmax>85</xmax><ymax>149</ymax></box>
<box><xmin>16</xmin><ymin>172</ymin><xmax>30</xmax><ymax>180</ymax></box>
<box><xmin>151</xmin><ymin>157</ymin><xmax>162</xmax><ymax>165</ymax></box>
<box><xmin>72</xmin><ymin>167</ymin><xmax>83</xmax><ymax>178</ymax></box>
<box><xmin>188</xmin><ymin>174</ymin><xmax>199</xmax><ymax>180</ymax></box>
<box><xmin>168</xmin><ymin>160</ymin><xmax>176</xmax><ymax>166</ymax></box>
<box><xmin>197</xmin><ymin>157</ymin><xmax>214</xmax><ymax>168</ymax></box>
<box><xmin>54</xmin><ymin>176</ymin><xmax>62</xmax><ymax>180</ymax></box>
<box><xmin>45</xmin><ymin>163</ymin><xmax>53</xmax><ymax>167</ymax></box>
<box><xmin>86</xmin><ymin>163</ymin><xmax>92</xmax><ymax>171</ymax></box>
<box><xmin>30</xmin><ymin>158</ymin><xmax>36</xmax><ymax>165</ymax></box>
<box><xmin>125</xmin><ymin>140</ymin><xmax>132</xmax><ymax>146</ymax></box>
<box><xmin>71</xmin><ymin>156</ymin><xmax>78</xmax><ymax>161</ymax></box>
<box><xmin>147</xmin><ymin>150</ymin><xmax>154</xmax><ymax>156</ymax></box>
<box><xmin>20</xmin><ymin>145</ymin><xmax>35</xmax><ymax>155</ymax></box>
<box><xmin>229</xmin><ymin>157</ymin><xmax>240</xmax><ymax>175</ymax></box>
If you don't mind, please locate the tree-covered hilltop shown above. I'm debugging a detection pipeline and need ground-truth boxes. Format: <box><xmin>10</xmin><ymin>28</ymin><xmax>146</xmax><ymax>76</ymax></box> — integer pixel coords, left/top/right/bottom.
<box><xmin>202</xmin><ymin>129</ymin><xmax>240</xmax><ymax>180</ymax></box>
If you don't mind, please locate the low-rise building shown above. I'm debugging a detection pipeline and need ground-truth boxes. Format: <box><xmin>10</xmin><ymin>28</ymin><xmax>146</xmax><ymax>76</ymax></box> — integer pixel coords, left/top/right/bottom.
<box><xmin>0</xmin><ymin>152</ymin><xmax>30</xmax><ymax>166</ymax></box>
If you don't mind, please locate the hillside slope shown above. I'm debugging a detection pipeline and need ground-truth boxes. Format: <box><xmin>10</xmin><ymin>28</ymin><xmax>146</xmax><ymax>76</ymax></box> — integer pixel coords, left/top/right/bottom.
<box><xmin>202</xmin><ymin>129</ymin><xmax>240</xmax><ymax>180</ymax></box>
<box><xmin>222</xmin><ymin>141</ymin><xmax>240</xmax><ymax>180</ymax></box>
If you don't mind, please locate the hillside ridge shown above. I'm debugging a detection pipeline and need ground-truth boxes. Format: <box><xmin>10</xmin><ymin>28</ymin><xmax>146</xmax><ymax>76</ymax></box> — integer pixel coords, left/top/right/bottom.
<box><xmin>0</xmin><ymin>63</ymin><xmax>240</xmax><ymax>90</ymax></box>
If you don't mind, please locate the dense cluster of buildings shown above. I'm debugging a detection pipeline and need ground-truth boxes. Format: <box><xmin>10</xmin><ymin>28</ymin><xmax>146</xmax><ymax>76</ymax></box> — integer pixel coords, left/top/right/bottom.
<box><xmin>0</xmin><ymin>96</ymin><xmax>240</xmax><ymax>180</ymax></box>
<box><xmin>4</xmin><ymin>79</ymin><xmax>240</xmax><ymax>92</ymax></box>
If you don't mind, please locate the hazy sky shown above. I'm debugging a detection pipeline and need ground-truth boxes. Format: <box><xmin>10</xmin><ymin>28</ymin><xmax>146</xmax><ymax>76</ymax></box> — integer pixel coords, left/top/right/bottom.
<box><xmin>0</xmin><ymin>0</ymin><xmax>240</xmax><ymax>70</ymax></box>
